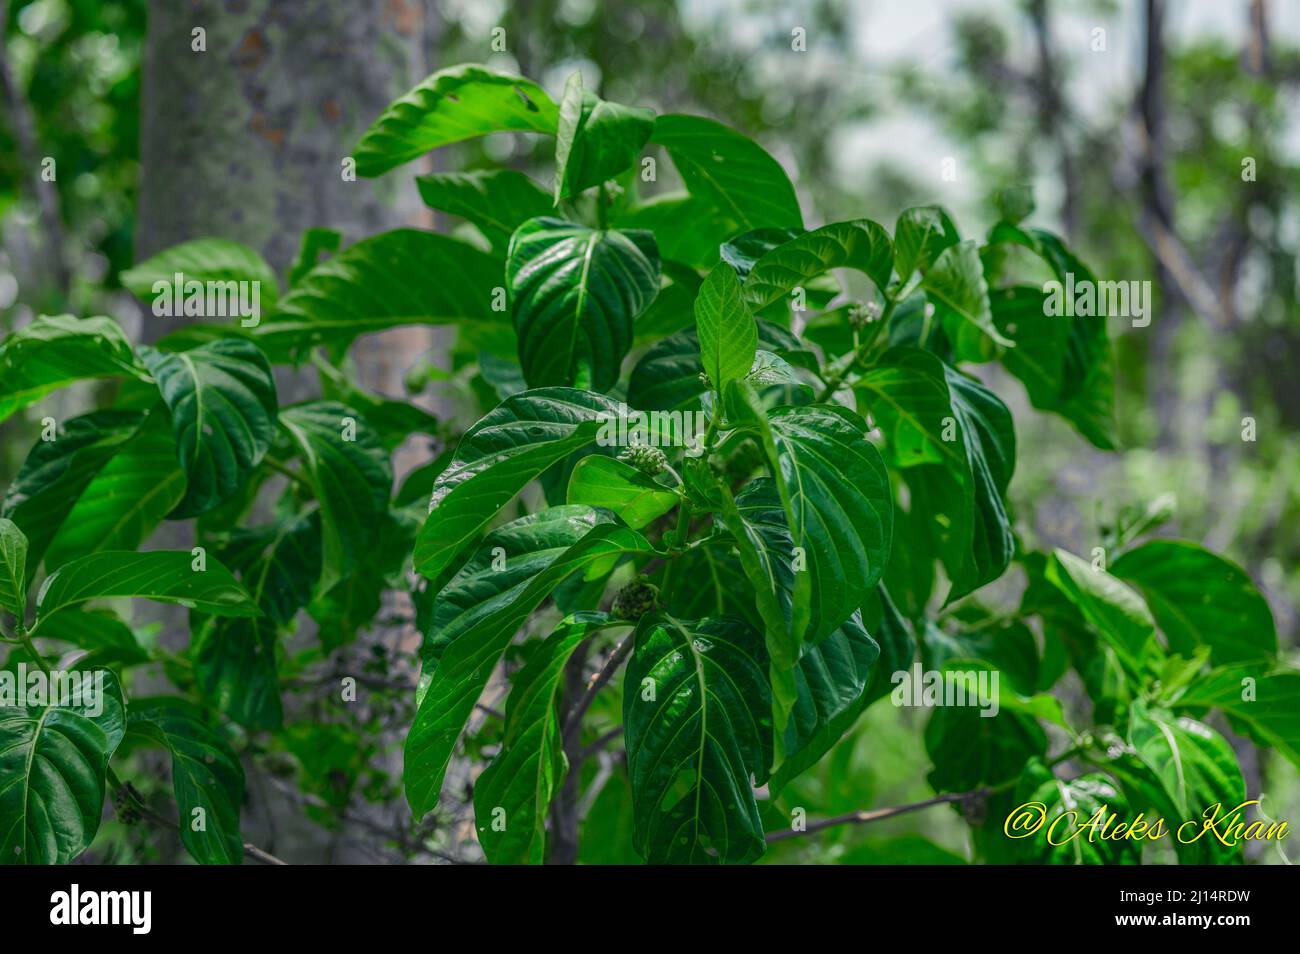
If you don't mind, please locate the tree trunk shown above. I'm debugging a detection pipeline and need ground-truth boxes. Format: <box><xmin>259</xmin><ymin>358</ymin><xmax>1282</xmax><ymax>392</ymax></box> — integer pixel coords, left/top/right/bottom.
<box><xmin>133</xmin><ymin>0</ymin><xmax>442</xmax><ymax>863</ymax></box>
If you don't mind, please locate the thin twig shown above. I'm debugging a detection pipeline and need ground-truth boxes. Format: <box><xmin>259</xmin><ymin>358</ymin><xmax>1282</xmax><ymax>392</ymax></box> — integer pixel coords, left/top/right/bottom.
<box><xmin>766</xmin><ymin>789</ymin><xmax>991</xmax><ymax>844</ymax></box>
<box><xmin>561</xmin><ymin>637</ymin><xmax>633</xmax><ymax>749</ymax></box>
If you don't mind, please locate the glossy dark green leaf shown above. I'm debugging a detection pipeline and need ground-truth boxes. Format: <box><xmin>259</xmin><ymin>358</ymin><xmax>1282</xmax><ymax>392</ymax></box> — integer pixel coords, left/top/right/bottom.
<box><xmin>424</xmin><ymin>505</ymin><xmax>615</xmax><ymax>666</ymax></box>
<box><xmin>127</xmin><ymin>699</ymin><xmax>245</xmax><ymax>864</ymax></box>
<box><xmin>985</xmin><ymin>223</ymin><xmax>1114</xmax><ymax>448</ymax></box>
<box><xmin>553</xmin><ymin>72</ymin><xmax>655</xmax><ymax>200</ymax></box>
<box><xmin>405</xmin><ymin>523</ymin><xmax>653</xmax><ymax>817</ymax></box>
<box><xmin>0</xmin><ymin>315</ymin><xmax>150</xmax><ymax>424</ymax></box>
<box><xmin>44</xmin><ymin>408</ymin><xmax>186</xmax><ymax>568</ymax></box>
<box><xmin>280</xmin><ymin>402</ymin><xmax>392</xmax><ymax>595</ymax></box>
<box><xmin>0</xmin><ymin>669</ymin><xmax>126</xmax><ymax>864</ymax></box>
<box><xmin>2</xmin><ymin>411</ymin><xmax>148</xmax><ymax>570</ymax></box>
<box><xmin>416</xmin><ymin>169</ymin><xmax>552</xmax><ymax>252</ymax></box>
<box><xmin>192</xmin><ymin>615</ymin><xmax>282</xmax><ymax>730</ymax></box>
<box><xmin>414</xmin><ymin>388</ymin><xmax>642</xmax><ymax>579</ymax></box>
<box><xmin>925</xmin><ymin>702</ymin><xmax>1046</xmax><ymax>794</ymax></box>
<box><xmin>942</xmin><ymin>364</ymin><xmax>1015</xmax><ymax>598</ymax></box>
<box><xmin>628</xmin><ymin>320</ymin><xmax>799</xmax><ymax>412</ymax></box>
<box><xmin>508</xmin><ymin>217</ymin><xmax>659</xmax><ymax>390</ymax></box>
<box><xmin>256</xmin><ymin>229</ymin><xmax>504</xmax><ymax>362</ymax></box>
<box><xmin>770</xmin><ymin>612</ymin><xmax>880</xmax><ymax>795</ymax></box>
<box><xmin>33</xmin><ymin>550</ymin><xmax>259</xmax><ymax>632</ymax></box>
<box><xmin>623</xmin><ymin>614</ymin><xmax>771</xmax><ymax>864</ymax></box>
<box><xmin>218</xmin><ymin>511</ymin><xmax>321</xmax><ymax>627</ymax></box>
<box><xmin>651</xmin><ymin>114</ymin><xmax>802</xmax><ymax>232</ymax></box>
<box><xmin>1111</xmin><ymin>540</ymin><xmax>1276</xmax><ymax>664</ymax></box>
<box><xmin>474</xmin><ymin>612</ymin><xmax>616</xmax><ymax>863</ymax></box>
<box><xmin>144</xmin><ymin>339</ymin><xmax>278</xmax><ymax>517</ymax></box>
<box><xmin>766</xmin><ymin>404</ymin><xmax>894</xmax><ymax>639</ymax></box>
<box><xmin>742</xmin><ymin>220</ymin><xmax>893</xmax><ymax>312</ymax></box>
<box><xmin>353</xmin><ymin>63</ymin><xmax>560</xmax><ymax>177</ymax></box>
<box><xmin>120</xmin><ymin>238</ymin><xmax>279</xmax><ymax>307</ymax></box>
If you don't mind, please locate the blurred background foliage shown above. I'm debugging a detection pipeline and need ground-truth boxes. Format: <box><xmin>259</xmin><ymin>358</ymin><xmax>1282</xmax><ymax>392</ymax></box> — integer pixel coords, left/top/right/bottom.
<box><xmin>1</xmin><ymin>0</ymin><xmax>1296</xmax><ymax>863</ymax></box>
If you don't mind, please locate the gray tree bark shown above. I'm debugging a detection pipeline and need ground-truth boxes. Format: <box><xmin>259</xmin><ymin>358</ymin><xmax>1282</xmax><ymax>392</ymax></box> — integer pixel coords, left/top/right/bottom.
<box><xmin>134</xmin><ymin>0</ymin><xmax>443</xmax><ymax>863</ymax></box>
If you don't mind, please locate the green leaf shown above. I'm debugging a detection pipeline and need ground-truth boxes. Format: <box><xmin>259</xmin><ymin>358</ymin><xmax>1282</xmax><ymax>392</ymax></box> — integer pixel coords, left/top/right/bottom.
<box><xmin>218</xmin><ymin>511</ymin><xmax>321</xmax><ymax>627</ymax></box>
<box><xmin>508</xmin><ymin>217</ymin><xmax>659</xmax><ymax>390</ymax></box>
<box><xmin>474</xmin><ymin>612</ymin><xmax>615</xmax><ymax>864</ymax></box>
<box><xmin>985</xmin><ymin>224</ymin><xmax>1115</xmax><ymax>448</ymax></box>
<box><xmin>857</xmin><ymin>347</ymin><xmax>965</xmax><ymax>470</ymax></box>
<box><xmin>651</xmin><ymin>114</ymin><xmax>802</xmax><ymax>232</ymax></box>
<box><xmin>40</xmin><ymin>609</ymin><xmax>149</xmax><ymax>668</ymax></box>
<box><xmin>423</xmin><ymin>505</ymin><xmax>615</xmax><ymax>666</ymax></box>
<box><xmin>33</xmin><ymin>550</ymin><xmax>259</xmax><ymax>631</ymax></box>
<box><xmin>623</xmin><ymin>614</ymin><xmax>771</xmax><ymax>864</ymax></box>
<box><xmin>923</xmin><ymin>240</ymin><xmax>1012</xmax><ymax>359</ymax></box>
<box><xmin>404</xmin><ymin>523</ymin><xmax>652</xmax><ymax>817</ymax></box>
<box><xmin>1168</xmin><ymin>665</ymin><xmax>1300</xmax><ymax>769</ymax></box>
<box><xmin>769</xmin><ymin>612</ymin><xmax>880</xmax><ymax>794</ymax></box>
<box><xmin>2</xmin><ymin>410</ymin><xmax>147</xmax><ymax>571</ymax></box>
<box><xmin>766</xmin><ymin>404</ymin><xmax>894</xmax><ymax>640</ymax></box>
<box><xmin>191</xmin><ymin>616</ymin><xmax>281</xmax><ymax>731</ymax></box>
<box><xmin>566</xmin><ymin>457</ymin><xmax>679</xmax><ymax>530</ymax></box>
<box><xmin>120</xmin><ymin>238</ymin><xmax>279</xmax><ymax>307</ymax></box>
<box><xmin>926</xmin><ymin>703</ymin><xmax>1046</xmax><ymax>793</ymax></box>
<box><xmin>893</xmin><ymin>206</ymin><xmax>960</xmax><ymax>289</ymax></box>
<box><xmin>1009</xmin><ymin>758</ymin><xmax>1140</xmax><ymax>865</ymax></box>
<box><xmin>611</xmin><ymin>193</ymin><xmax>734</xmax><ymax>269</ymax></box>
<box><xmin>0</xmin><ymin>669</ymin><xmax>126</xmax><ymax>864</ymax></box>
<box><xmin>414</xmin><ymin>388</ymin><xmax>642</xmax><ymax>579</ymax></box>
<box><xmin>127</xmin><ymin>699</ymin><xmax>245</xmax><ymax>864</ymax></box>
<box><xmin>628</xmin><ymin>320</ymin><xmax>800</xmax><ymax>412</ymax></box>
<box><xmin>0</xmin><ymin>314</ymin><xmax>150</xmax><ymax>423</ymax></box>
<box><xmin>279</xmin><ymin>402</ymin><xmax>393</xmax><ymax>595</ymax></box>
<box><xmin>1127</xmin><ymin>701</ymin><xmax>1245</xmax><ymax>821</ymax></box>
<box><xmin>43</xmin><ymin>407</ymin><xmax>186</xmax><ymax>568</ymax></box>
<box><xmin>695</xmin><ymin>262</ymin><xmax>757</xmax><ymax>394</ymax></box>
<box><xmin>287</xmin><ymin>227</ymin><xmax>341</xmax><ymax>287</ymax></box>
<box><xmin>256</xmin><ymin>229</ymin><xmax>504</xmax><ymax>362</ymax></box>
<box><xmin>143</xmin><ymin>339</ymin><xmax>279</xmax><ymax>517</ymax></box>
<box><xmin>0</xmin><ymin>518</ymin><xmax>27</xmax><ymax>619</ymax></box>
<box><xmin>942</xmin><ymin>364</ymin><xmax>1015</xmax><ymax>598</ymax></box>
<box><xmin>1046</xmin><ymin>549</ymin><xmax>1158</xmax><ymax>678</ymax></box>
<box><xmin>553</xmin><ymin>72</ymin><xmax>655</xmax><ymax>200</ymax></box>
<box><xmin>353</xmin><ymin>63</ymin><xmax>560</xmax><ymax>177</ymax></box>
<box><xmin>416</xmin><ymin>169</ymin><xmax>552</xmax><ymax>253</ymax></box>
<box><xmin>742</xmin><ymin>220</ymin><xmax>893</xmax><ymax>312</ymax></box>
<box><xmin>1111</xmin><ymin>540</ymin><xmax>1276</xmax><ymax>664</ymax></box>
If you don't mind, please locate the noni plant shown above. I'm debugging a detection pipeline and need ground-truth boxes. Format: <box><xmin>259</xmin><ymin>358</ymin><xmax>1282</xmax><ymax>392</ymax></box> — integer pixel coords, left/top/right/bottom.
<box><xmin>0</xmin><ymin>63</ymin><xmax>1291</xmax><ymax>866</ymax></box>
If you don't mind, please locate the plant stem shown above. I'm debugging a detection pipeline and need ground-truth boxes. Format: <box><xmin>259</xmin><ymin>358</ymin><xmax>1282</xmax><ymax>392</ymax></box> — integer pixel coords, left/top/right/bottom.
<box><xmin>16</xmin><ymin>627</ymin><xmax>50</xmax><ymax>674</ymax></box>
<box><xmin>815</xmin><ymin>296</ymin><xmax>899</xmax><ymax>401</ymax></box>
<box><xmin>765</xmin><ymin>748</ymin><xmax>1085</xmax><ymax>845</ymax></box>
<box><xmin>561</xmin><ymin>635</ymin><xmax>635</xmax><ymax>750</ymax></box>
<box><xmin>263</xmin><ymin>456</ymin><xmax>313</xmax><ymax>491</ymax></box>
<box><xmin>107</xmin><ymin>766</ymin><xmax>289</xmax><ymax>865</ymax></box>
